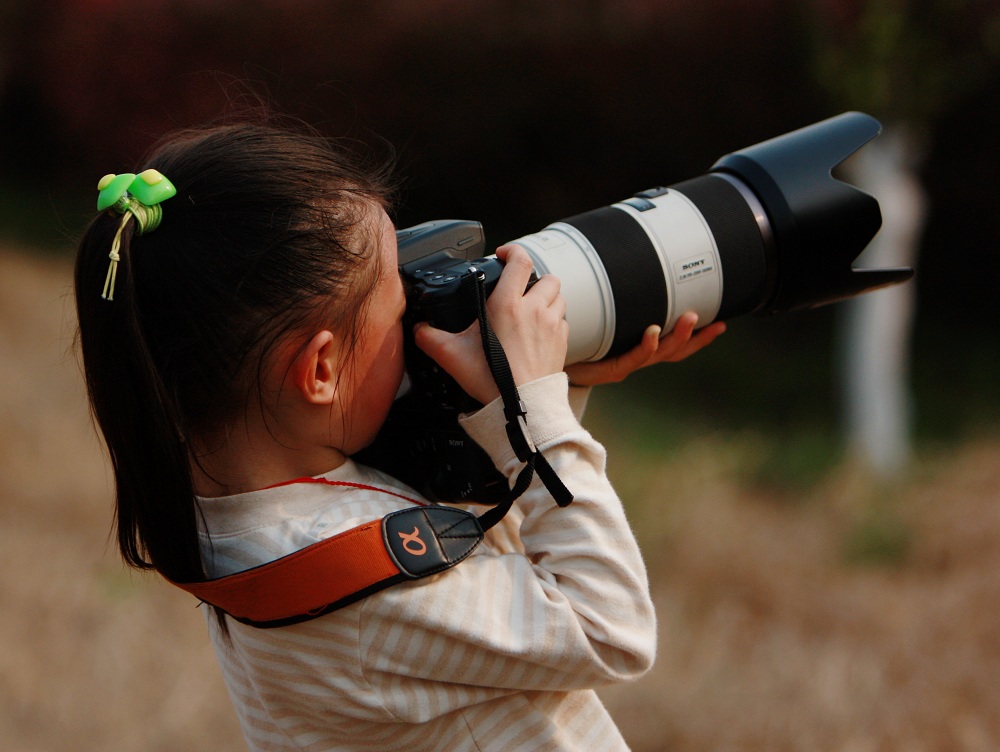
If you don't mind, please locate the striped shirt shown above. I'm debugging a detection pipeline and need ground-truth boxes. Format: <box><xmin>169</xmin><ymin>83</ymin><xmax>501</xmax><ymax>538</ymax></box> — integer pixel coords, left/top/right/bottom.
<box><xmin>197</xmin><ymin>373</ymin><xmax>656</xmax><ymax>751</ymax></box>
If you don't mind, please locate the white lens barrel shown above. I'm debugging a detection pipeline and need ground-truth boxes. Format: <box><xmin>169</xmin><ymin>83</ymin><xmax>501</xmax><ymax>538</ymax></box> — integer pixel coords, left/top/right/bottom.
<box><xmin>510</xmin><ymin>188</ymin><xmax>727</xmax><ymax>364</ymax></box>
<box><xmin>510</xmin><ymin>224</ymin><xmax>616</xmax><ymax>364</ymax></box>
<box><xmin>613</xmin><ymin>191</ymin><xmax>723</xmax><ymax>338</ymax></box>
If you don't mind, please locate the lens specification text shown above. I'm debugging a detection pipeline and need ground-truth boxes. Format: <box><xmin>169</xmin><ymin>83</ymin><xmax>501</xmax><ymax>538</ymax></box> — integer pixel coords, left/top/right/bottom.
<box><xmin>675</xmin><ymin>254</ymin><xmax>716</xmax><ymax>283</ymax></box>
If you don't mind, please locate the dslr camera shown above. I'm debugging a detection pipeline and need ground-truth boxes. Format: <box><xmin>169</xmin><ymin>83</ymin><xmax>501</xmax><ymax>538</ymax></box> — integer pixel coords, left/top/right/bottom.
<box><xmin>356</xmin><ymin>112</ymin><xmax>914</xmax><ymax>503</ymax></box>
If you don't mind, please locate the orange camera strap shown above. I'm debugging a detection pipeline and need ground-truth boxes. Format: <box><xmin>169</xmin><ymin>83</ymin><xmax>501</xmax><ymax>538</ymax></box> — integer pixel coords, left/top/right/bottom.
<box><xmin>169</xmin><ymin>479</ymin><xmax>493</xmax><ymax>629</ymax></box>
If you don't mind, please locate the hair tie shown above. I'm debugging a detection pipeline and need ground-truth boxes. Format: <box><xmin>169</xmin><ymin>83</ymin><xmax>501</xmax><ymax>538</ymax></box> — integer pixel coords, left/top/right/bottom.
<box><xmin>97</xmin><ymin>169</ymin><xmax>176</xmax><ymax>301</ymax></box>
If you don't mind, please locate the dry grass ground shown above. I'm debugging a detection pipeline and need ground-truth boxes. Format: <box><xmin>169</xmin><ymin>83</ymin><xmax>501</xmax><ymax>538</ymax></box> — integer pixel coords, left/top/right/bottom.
<box><xmin>2</xmin><ymin>247</ymin><xmax>998</xmax><ymax>751</ymax></box>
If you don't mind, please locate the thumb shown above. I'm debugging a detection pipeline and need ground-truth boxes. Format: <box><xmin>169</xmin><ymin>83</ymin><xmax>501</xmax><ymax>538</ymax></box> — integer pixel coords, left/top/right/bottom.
<box><xmin>412</xmin><ymin>321</ymin><xmax>455</xmax><ymax>363</ymax></box>
<box><xmin>412</xmin><ymin>321</ymin><xmax>475</xmax><ymax>381</ymax></box>
<box><xmin>412</xmin><ymin>321</ymin><xmax>497</xmax><ymax>405</ymax></box>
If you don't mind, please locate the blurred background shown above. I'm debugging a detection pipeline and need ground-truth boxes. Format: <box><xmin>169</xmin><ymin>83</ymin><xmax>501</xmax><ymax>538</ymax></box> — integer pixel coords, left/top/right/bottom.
<box><xmin>1</xmin><ymin>1</ymin><xmax>999</xmax><ymax>750</ymax></box>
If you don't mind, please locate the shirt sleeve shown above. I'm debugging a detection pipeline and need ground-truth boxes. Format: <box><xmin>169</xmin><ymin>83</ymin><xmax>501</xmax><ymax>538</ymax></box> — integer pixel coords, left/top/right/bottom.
<box><xmin>355</xmin><ymin>372</ymin><xmax>656</xmax><ymax>721</ymax></box>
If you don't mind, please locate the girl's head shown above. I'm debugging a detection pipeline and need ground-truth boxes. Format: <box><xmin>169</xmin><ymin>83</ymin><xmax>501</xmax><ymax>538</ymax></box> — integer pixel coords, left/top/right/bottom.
<box><xmin>75</xmin><ymin>119</ymin><xmax>396</xmax><ymax>582</ymax></box>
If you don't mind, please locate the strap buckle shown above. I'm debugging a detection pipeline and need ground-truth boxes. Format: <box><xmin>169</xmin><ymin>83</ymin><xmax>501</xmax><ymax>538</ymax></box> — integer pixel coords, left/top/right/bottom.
<box><xmin>504</xmin><ymin>400</ymin><xmax>536</xmax><ymax>462</ymax></box>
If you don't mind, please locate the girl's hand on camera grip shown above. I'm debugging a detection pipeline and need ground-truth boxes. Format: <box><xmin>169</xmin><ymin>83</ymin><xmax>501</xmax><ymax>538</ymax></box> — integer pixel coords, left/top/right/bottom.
<box><xmin>565</xmin><ymin>312</ymin><xmax>726</xmax><ymax>387</ymax></box>
<box><xmin>413</xmin><ymin>245</ymin><xmax>569</xmax><ymax>406</ymax></box>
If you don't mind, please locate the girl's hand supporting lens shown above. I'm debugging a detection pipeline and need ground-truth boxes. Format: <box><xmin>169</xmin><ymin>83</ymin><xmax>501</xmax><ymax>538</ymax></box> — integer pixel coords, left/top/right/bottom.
<box><xmin>413</xmin><ymin>245</ymin><xmax>570</xmax><ymax>405</ymax></box>
<box><xmin>564</xmin><ymin>312</ymin><xmax>726</xmax><ymax>387</ymax></box>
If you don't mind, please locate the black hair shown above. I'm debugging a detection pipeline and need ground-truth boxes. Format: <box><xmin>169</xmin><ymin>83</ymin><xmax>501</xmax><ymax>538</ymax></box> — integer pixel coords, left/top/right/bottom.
<box><xmin>74</xmin><ymin>119</ymin><xmax>395</xmax><ymax>598</ymax></box>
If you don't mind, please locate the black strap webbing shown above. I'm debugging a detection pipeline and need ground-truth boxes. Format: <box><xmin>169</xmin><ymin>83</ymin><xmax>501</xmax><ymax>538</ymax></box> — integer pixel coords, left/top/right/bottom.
<box><xmin>465</xmin><ymin>267</ymin><xmax>574</xmax><ymax>516</ymax></box>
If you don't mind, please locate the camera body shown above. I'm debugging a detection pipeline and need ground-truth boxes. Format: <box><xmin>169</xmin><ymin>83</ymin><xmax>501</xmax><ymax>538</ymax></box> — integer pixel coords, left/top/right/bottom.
<box><xmin>395</xmin><ymin>221</ymin><xmax>503</xmax><ymax>336</ymax></box>
<box><xmin>355</xmin><ymin>220</ymin><xmax>515</xmax><ymax>503</ymax></box>
<box><xmin>356</xmin><ymin>113</ymin><xmax>914</xmax><ymax>504</ymax></box>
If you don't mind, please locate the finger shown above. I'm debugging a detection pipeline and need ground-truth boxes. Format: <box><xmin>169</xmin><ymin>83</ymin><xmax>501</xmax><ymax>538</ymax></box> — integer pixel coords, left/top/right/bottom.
<box><xmin>659</xmin><ymin>312</ymin><xmax>698</xmax><ymax>349</ymax></box>
<box><xmin>615</xmin><ymin>325</ymin><xmax>661</xmax><ymax>366</ymax></box>
<box><xmin>566</xmin><ymin>325</ymin><xmax>659</xmax><ymax>385</ymax></box>
<box><xmin>686</xmin><ymin>320</ymin><xmax>727</xmax><ymax>353</ymax></box>
<box><xmin>412</xmin><ymin>321</ymin><xmax>458</xmax><ymax>364</ymax></box>
<box><xmin>549</xmin><ymin>289</ymin><xmax>568</xmax><ymax>321</ymax></box>
<box><xmin>608</xmin><ymin>327</ymin><xmax>660</xmax><ymax>378</ymax></box>
<box><xmin>492</xmin><ymin>245</ymin><xmax>535</xmax><ymax>301</ymax></box>
<box><xmin>659</xmin><ymin>320</ymin><xmax>726</xmax><ymax>362</ymax></box>
<box><xmin>413</xmin><ymin>321</ymin><xmax>498</xmax><ymax>404</ymax></box>
<box><xmin>526</xmin><ymin>272</ymin><xmax>561</xmax><ymax>304</ymax></box>
<box><xmin>494</xmin><ymin>244</ymin><xmax>517</xmax><ymax>261</ymax></box>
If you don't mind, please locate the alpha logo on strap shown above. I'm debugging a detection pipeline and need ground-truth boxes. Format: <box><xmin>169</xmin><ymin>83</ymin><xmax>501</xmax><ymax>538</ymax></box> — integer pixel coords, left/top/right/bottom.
<box><xmin>383</xmin><ymin>506</ymin><xmax>482</xmax><ymax>578</ymax></box>
<box><xmin>397</xmin><ymin>526</ymin><xmax>428</xmax><ymax>556</ymax></box>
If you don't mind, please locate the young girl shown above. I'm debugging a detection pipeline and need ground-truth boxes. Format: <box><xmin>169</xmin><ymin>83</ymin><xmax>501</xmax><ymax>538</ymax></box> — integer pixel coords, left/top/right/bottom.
<box><xmin>75</xmin><ymin>119</ymin><xmax>724</xmax><ymax>751</ymax></box>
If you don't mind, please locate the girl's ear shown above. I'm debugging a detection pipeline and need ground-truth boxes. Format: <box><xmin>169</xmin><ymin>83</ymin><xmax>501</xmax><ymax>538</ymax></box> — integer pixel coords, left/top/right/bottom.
<box><xmin>290</xmin><ymin>330</ymin><xmax>340</xmax><ymax>405</ymax></box>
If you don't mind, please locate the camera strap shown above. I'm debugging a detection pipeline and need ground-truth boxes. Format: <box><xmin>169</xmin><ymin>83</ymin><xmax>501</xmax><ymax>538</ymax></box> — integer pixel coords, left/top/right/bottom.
<box><xmin>170</xmin><ymin>439</ymin><xmax>564</xmax><ymax>630</ymax></box>
<box><xmin>465</xmin><ymin>266</ymin><xmax>574</xmax><ymax>518</ymax></box>
<box><xmin>171</xmin><ymin>478</ymin><xmax>490</xmax><ymax>629</ymax></box>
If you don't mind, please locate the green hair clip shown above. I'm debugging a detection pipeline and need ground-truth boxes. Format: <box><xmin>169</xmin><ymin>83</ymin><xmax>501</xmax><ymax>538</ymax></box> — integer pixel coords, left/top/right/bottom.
<box><xmin>97</xmin><ymin>169</ymin><xmax>177</xmax><ymax>300</ymax></box>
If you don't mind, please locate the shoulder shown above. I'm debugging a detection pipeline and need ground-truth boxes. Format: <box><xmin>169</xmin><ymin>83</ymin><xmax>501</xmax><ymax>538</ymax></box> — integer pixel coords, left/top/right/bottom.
<box><xmin>198</xmin><ymin>460</ymin><xmax>430</xmax><ymax>577</ymax></box>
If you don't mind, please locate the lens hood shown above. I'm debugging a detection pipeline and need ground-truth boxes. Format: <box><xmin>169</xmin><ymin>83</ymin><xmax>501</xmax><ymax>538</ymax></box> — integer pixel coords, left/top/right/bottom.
<box><xmin>711</xmin><ymin>111</ymin><xmax>913</xmax><ymax>314</ymax></box>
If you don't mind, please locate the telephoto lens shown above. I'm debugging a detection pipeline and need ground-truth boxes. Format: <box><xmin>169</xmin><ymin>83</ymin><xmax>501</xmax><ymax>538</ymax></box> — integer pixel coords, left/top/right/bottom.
<box><xmin>508</xmin><ymin>111</ymin><xmax>913</xmax><ymax>363</ymax></box>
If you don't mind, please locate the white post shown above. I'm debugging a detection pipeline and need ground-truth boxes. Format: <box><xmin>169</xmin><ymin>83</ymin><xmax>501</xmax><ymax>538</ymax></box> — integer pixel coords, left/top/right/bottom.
<box><xmin>840</xmin><ymin>125</ymin><xmax>927</xmax><ymax>477</ymax></box>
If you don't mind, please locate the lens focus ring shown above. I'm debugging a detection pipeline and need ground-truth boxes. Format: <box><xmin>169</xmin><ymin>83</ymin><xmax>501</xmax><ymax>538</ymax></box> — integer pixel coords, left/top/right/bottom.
<box><xmin>561</xmin><ymin>206</ymin><xmax>667</xmax><ymax>358</ymax></box>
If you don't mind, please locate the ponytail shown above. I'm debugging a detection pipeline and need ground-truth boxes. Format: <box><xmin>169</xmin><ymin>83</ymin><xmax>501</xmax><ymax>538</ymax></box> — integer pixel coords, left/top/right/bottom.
<box><xmin>76</xmin><ymin>214</ymin><xmax>203</xmax><ymax>582</ymax></box>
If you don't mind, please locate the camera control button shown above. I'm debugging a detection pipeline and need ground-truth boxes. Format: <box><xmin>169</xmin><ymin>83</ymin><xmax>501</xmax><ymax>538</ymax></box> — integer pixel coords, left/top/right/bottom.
<box><xmin>635</xmin><ymin>186</ymin><xmax>670</xmax><ymax>199</ymax></box>
<box><xmin>622</xmin><ymin>196</ymin><xmax>656</xmax><ymax>212</ymax></box>
<box><xmin>531</xmin><ymin>232</ymin><xmax>565</xmax><ymax>250</ymax></box>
